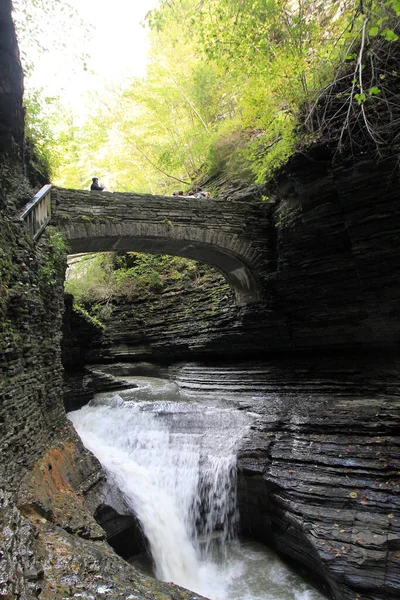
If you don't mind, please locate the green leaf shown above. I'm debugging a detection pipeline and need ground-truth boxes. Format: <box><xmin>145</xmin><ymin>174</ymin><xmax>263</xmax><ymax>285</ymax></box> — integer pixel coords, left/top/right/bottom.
<box><xmin>381</xmin><ymin>28</ymin><xmax>399</xmax><ymax>42</ymax></box>
<box><xmin>368</xmin><ymin>26</ymin><xmax>379</xmax><ymax>36</ymax></box>
<box><xmin>354</xmin><ymin>92</ymin><xmax>366</xmax><ymax>105</ymax></box>
<box><xmin>369</xmin><ymin>86</ymin><xmax>381</xmax><ymax>95</ymax></box>
<box><xmin>389</xmin><ymin>0</ymin><xmax>400</xmax><ymax>16</ymax></box>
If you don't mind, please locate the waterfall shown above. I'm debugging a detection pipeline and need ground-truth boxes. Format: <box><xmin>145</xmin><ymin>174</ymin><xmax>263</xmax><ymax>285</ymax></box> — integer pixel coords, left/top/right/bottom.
<box><xmin>68</xmin><ymin>387</ymin><xmax>250</xmax><ymax>597</ymax></box>
<box><xmin>68</xmin><ymin>376</ymin><xmax>326</xmax><ymax>600</ymax></box>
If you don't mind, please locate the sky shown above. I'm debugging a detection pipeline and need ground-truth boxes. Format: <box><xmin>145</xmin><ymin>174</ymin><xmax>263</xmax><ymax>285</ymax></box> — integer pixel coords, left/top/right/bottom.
<box><xmin>17</xmin><ymin>0</ymin><xmax>160</xmax><ymax>109</ymax></box>
<box><xmin>68</xmin><ymin>0</ymin><xmax>159</xmax><ymax>81</ymax></box>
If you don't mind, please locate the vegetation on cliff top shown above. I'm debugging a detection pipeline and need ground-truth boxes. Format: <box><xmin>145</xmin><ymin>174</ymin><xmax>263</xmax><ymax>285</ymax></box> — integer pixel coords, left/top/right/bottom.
<box><xmin>16</xmin><ymin>0</ymin><xmax>400</xmax><ymax>195</ymax></box>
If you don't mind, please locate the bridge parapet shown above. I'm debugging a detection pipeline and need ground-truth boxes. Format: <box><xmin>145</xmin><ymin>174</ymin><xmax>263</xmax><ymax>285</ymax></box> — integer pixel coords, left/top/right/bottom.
<box><xmin>51</xmin><ymin>187</ymin><xmax>271</xmax><ymax>306</ymax></box>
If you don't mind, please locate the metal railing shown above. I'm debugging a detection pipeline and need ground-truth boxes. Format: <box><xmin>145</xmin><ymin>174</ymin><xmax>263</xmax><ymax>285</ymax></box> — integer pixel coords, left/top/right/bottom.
<box><xmin>15</xmin><ymin>184</ymin><xmax>52</xmax><ymax>241</ymax></box>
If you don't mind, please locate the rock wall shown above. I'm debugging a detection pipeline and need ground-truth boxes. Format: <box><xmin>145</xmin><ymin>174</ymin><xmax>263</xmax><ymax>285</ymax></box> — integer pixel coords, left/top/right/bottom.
<box><xmin>238</xmin><ymin>358</ymin><xmax>400</xmax><ymax>600</ymax></box>
<box><xmin>0</xmin><ymin>0</ymin><xmax>24</xmax><ymax>161</ymax></box>
<box><xmin>0</xmin><ymin>181</ymin><xmax>209</xmax><ymax>600</ymax></box>
<box><xmin>268</xmin><ymin>151</ymin><xmax>400</xmax><ymax>349</ymax></box>
<box><xmin>0</xmin><ymin>184</ymin><xmax>209</xmax><ymax>599</ymax></box>
<box><xmin>0</xmin><ymin>225</ymin><xmax>66</xmax><ymax>489</ymax></box>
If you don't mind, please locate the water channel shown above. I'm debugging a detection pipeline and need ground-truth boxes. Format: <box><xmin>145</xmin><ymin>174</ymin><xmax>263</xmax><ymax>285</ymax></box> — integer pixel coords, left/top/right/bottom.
<box><xmin>68</xmin><ymin>373</ymin><xmax>326</xmax><ymax>600</ymax></box>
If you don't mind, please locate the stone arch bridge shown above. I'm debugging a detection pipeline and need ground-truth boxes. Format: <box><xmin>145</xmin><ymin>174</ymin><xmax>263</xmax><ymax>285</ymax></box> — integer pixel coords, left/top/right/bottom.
<box><xmin>51</xmin><ymin>187</ymin><xmax>271</xmax><ymax>306</ymax></box>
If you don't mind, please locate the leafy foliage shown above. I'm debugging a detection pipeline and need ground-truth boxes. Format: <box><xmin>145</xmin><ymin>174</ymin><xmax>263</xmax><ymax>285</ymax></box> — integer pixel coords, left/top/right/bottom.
<box><xmin>145</xmin><ymin>0</ymin><xmax>351</xmax><ymax>180</ymax></box>
<box><xmin>65</xmin><ymin>251</ymin><xmax>199</xmax><ymax>311</ymax></box>
<box><xmin>38</xmin><ymin>229</ymin><xmax>67</xmax><ymax>290</ymax></box>
<box><xmin>15</xmin><ymin>0</ymin><xmax>400</xmax><ymax>314</ymax></box>
<box><xmin>304</xmin><ymin>0</ymin><xmax>400</xmax><ymax>159</ymax></box>
<box><xmin>18</xmin><ymin>0</ymin><xmax>400</xmax><ymax>190</ymax></box>
<box><xmin>73</xmin><ymin>303</ymin><xmax>106</xmax><ymax>329</ymax></box>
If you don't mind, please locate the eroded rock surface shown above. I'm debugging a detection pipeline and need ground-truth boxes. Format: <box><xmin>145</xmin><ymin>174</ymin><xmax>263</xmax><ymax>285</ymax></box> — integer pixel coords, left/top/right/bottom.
<box><xmin>0</xmin><ymin>219</ymin><xmax>207</xmax><ymax>599</ymax></box>
<box><xmin>0</xmin><ymin>0</ymin><xmax>24</xmax><ymax>160</ymax></box>
<box><xmin>0</xmin><ymin>490</ymin><xmax>207</xmax><ymax>600</ymax></box>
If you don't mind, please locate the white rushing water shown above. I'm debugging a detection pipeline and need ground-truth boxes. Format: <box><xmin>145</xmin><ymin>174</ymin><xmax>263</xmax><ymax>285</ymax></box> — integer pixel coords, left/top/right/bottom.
<box><xmin>68</xmin><ymin>377</ymin><xmax>325</xmax><ymax>600</ymax></box>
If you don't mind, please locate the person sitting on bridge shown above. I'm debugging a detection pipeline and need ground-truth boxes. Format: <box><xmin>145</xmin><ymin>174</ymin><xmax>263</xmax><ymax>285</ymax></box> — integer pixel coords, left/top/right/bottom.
<box><xmin>90</xmin><ymin>177</ymin><xmax>105</xmax><ymax>191</ymax></box>
<box><xmin>196</xmin><ymin>188</ymin><xmax>211</xmax><ymax>198</ymax></box>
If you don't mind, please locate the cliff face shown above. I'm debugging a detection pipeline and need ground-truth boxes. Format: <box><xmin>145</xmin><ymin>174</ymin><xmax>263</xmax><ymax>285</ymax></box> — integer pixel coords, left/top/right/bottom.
<box><xmin>230</xmin><ymin>356</ymin><xmax>400</xmax><ymax>600</ymax></box>
<box><xmin>0</xmin><ymin>138</ymin><xmax>209</xmax><ymax>600</ymax></box>
<box><xmin>0</xmin><ymin>159</ymin><xmax>209</xmax><ymax>600</ymax></box>
<box><xmin>0</xmin><ymin>0</ymin><xmax>24</xmax><ymax>162</ymax></box>
<box><xmin>268</xmin><ymin>152</ymin><xmax>400</xmax><ymax>349</ymax></box>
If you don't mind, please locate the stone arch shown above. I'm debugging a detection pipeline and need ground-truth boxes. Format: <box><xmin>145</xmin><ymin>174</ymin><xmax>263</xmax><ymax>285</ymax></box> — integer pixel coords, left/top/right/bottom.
<box><xmin>53</xmin><ymin>188</ymin><xmax>267</xmax><ymax>306</ymax></box>
<box><xmin>63</xmin><ymin>230</ymin><xmax>260</xmax><ymax>307</ymax></box>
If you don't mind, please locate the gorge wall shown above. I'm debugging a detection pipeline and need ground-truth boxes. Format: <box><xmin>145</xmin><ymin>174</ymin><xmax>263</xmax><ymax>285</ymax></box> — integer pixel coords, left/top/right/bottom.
<box><xmin>0</xmin><ymin>0</ymin><xmax>23</xmax><ymax>162</ymax></box>
<box><xmin>1</xmin><ymin>1</ymin><xmax>399</xmax><ymax>599</ymax></box>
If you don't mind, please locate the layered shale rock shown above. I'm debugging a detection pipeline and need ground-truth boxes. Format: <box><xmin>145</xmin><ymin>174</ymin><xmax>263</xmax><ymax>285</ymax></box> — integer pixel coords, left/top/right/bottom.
<box><xmin>0</xmin><ymin>192</ymin><xmax>209</xmax><ymax>600</ymax></box>
<box><xmin>0</xmin><ymin>489</ymin><xmax>207</xmax><ymax>600</ymax></box>
<box><xmin>268</xmin><ymin>152</ymin><xmax>400</xmax><ymax>349</ymax></box>
<box><xmin>0</xmin><ymin>0</ymin><xmax>24</xmax><ymax>160</ymax></box>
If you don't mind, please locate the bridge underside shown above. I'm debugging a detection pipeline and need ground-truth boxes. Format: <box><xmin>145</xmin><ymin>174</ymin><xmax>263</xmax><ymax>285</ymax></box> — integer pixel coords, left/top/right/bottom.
<box><xmin>66</xmin><ymin>235</ymin><xmax>261</xmax><ymax>307</ymax></box>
